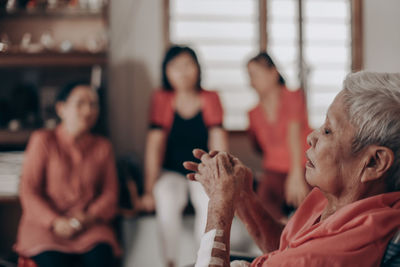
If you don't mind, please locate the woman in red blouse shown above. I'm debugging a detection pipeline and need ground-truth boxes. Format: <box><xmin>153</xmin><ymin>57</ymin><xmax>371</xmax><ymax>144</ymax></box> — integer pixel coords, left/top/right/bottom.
<box><xmin>139</xmin><ymin>45</ymin><xmax>228</xmax><ymax>267</ymax></box>
<box><xmin>15</xmin><ymin>82</ymin><xmax>120</xmax><ymax>267</ymax></box>
<box><xmin>247</xmin><ymin>52</ymin><xmax>312</xmax><ymax>220</ymax></box>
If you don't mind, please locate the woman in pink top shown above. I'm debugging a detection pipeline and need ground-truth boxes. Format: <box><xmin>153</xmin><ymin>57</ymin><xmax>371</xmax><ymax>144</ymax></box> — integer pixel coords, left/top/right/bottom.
<box><xmin>15</xmin><ymin>82</ymin><xmax>120</xmax><ymax>267</ymax></box>
<box><xmin>247</xmin><ymin>52</ymin><xmax>312</xmax><ymax>220</ymax></box>
<box><xmin>185</xmin><ymin>71</ymin><xmax>400</xmax><ymax>266</ymax></box>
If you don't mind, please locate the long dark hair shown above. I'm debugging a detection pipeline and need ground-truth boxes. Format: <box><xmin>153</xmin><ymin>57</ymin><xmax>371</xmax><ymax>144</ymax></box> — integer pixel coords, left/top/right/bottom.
<box><xmin>56</xmin><ymin>80</ymin><xmax>93</xmax><ymax>103</ymax></box>
<box><xmin>162</xmin><ymin>45</ymin><xmax>202</xmax><ymax>91</ymax></box>
<box><xmin>248</xmin><ymin>52</ymin><xmax>286</xmax><ymax>86</ymax></box>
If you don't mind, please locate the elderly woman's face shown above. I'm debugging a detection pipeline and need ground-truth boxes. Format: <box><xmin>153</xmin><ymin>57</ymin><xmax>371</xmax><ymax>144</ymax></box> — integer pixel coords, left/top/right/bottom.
<box><xmin>57</xmin><ymin>86</ymin><xmax>99</xmax><ymax>135</ymax></box>
<box><xmin>305</xmin><ymin>92</ymin><xmax>364</xmax><ymax>196</ymax></box>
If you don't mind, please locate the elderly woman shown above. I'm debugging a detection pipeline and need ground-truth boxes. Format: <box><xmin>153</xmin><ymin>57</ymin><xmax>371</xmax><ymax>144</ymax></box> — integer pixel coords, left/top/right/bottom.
<box><xmin>15</xmin><ymin>82</ymin><xmax>120</xmax><ymax>267</ymax></box>
<box><xmin>184</xmin><ymin>71</ymin><xmax>400</xmax><ymax>266</ymax></box>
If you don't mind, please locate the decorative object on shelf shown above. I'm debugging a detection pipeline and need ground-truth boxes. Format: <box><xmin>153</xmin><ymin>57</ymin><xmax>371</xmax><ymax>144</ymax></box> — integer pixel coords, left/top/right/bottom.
<box><xmin>79</xmin><ymin>0</ymin><xmax>105</xmax><ymax>11</ymax></box>
<box><xmin>20</xmin><ymin>32</ymin><xmax>44</xmax><ymax>53</ymax></box>
<box><xmin>0</xmin><ymin>0</ymin><xmax>108</xmax><ymax>144</ymax></box>
<box><xmin>91</xmin><ymin>64</ymin><xmax>102</xmax><ymax>88</ymax></box>
<box><xmin>6</xmin><ymin>0</ymin><xmax>17</xmax><ymax>12</ymax></box>
<box><xmin>19</xmin><ymin>32</ymin><xmax>31</xmax><ymax>50</ymax></box>
<box><xmin>78</xmin><ymin>0</ymin><xmax>87</xmax><ymax>9</ymax></box>
<box><xmin>39</xmin><ymin>30</ymin><xmax>55</xmax><ymax>50</ymax></box>
<box><xmin>26</xmin><ymin>0</ymin><xmax>48</xmax><ymax>10</ymax></box>
<box><xmin>7</xmin><ymin>119</ymin><xmax>21</xmax><ymax>132</ymax></box>
<box><xmin>87</xmin><ymin>0</ymin><xmax>101</xmax><ymax>11</ymax></box>
<box><xmin>59</xmin><ymin>39</ymin><xmax>73</xmax><ymax>52</ymax></box>
<box><xmin>46</xmin><ymin>0</ymin><xmax>58</xmax><ymax>9</ymax></box>
<box><xmin>68</xmin><ymin>0</ymin><xmax>78</xmax><ymax>8</ymax></box>
<box><xmin>2</xmin><ymin>0</ymin><xmax>107</xmax><ymax>12</ymax></box>
<box><xmin>85</xmin><ymin>30</ymin><xmax>107</xmax><ymax>53</ymax></box>
<box><xmin>0</xmin><ymin>34</ymin><xmax>11</xmax><ymax>52</ymax></box>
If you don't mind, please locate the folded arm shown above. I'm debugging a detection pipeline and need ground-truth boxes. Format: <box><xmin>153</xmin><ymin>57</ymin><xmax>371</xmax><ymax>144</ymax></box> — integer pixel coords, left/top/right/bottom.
<box><xmin>235</xmin><ymin>190</ymin><xmax>284</xmax><ymax>253</ymax></box>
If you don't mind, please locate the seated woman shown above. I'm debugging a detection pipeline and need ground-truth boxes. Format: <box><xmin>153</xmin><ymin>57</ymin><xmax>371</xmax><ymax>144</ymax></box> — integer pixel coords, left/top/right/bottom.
<box><xmin>140</xmin><ymin>45</ymin><xmax>228</xmax><ymax>267</ymax></box>
<box><xmin>14</xmin><ymin>82</ymin><xmax>120</xmax><ymax>267</ymax></box>
<box><xmin>184</xmin><ymin>71</ymin><xmax>400</xmax><ymax>266</ymax></box>
<box><xmin>246</xmin><ymin>52</ymin><xmax>312</xmax><ymax>219</ymax></box>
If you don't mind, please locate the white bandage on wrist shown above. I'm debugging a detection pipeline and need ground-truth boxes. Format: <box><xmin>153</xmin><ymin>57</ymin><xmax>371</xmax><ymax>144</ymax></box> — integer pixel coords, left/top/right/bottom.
<box><xmin>195</xmin><ymin>229</ymin><xmax>216</xmax><ymax>267</ymax></box>
<box><xmin>209</xmin><ymin>257</ymin><xmax>224</xmax><ymax>266</ymax></box>
<box><xmin>195</xmin><ymin>229</ymin><xmax>226</xmax><ymax>267</ymax></box>
<box><xmin>216</xmin><ymin>229</ymin><xmax>224</xmax><ymax>237</ymax></box>
<box><xmin>231</xmin><ymin>260</ymin><xmax>251</xmax><ymax>267</ymax></box>
<box><xmin>213</xmin><ymin>241</ymin><xmax>226</xmax><ymax>251</ymax></box>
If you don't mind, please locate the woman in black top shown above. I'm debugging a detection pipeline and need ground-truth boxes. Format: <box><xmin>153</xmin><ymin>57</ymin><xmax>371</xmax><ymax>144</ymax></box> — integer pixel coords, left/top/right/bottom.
<box><xmin>139</xmin><ymin>46</ymin><xmax>228</xmax><ymax>267</ymax></box>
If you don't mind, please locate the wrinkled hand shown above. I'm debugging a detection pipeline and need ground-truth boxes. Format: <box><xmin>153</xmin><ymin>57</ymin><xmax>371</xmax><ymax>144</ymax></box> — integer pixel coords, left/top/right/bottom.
<box><xmin>284</xmin><ymin>169</ymin><xmax>310</xmax><ymax>207</ymax></box>
<box><xmin>53</xmin><ymin>217</ymin><xmax>76</xmax><ymax>239</ymax></box>
<box><xmin>183</xmin><ymin>149</ymin><xmax>253</xmax><ymax>208</ymax></box>
<box><xmin>140</xmin><ymin>193</ymin><xmax>156</xmax><ymax>212</ymax></box>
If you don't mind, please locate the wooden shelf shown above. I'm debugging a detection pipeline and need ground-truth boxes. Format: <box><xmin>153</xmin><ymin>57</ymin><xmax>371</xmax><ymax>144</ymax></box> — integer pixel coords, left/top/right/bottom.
<box><xmin>0</xmin><ymin>195</ymin><xmax>18</xmax><ymax>202</ymax></box>
<box><xmin>0</xmin><ymin>8</ymin><xmax>105</xmax><ymax>19</ymax></box>
<box><xmin>0</xmin><ymin>52</ymin><xmax>107</xmax><ymax>67</ymax></box>
<box><xmin>0</xmin><ymin>129</ymin><xmax>33</xmax><ymax>145</ymax></box>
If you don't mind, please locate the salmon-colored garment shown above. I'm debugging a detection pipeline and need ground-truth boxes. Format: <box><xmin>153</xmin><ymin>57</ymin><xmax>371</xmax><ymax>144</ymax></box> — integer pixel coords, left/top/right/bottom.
<box><xmin>248</xmin><ymin>87</ymin><xmax>311</xmax><ymax>173</ymax></box>
<box><xmin>149</xmin><ymin>89</ymin><xmax>223</xmax><ymax>131</ymax></box>
<box><xmin>251</xmin><ymin>188</ymin><xmax>400</xmax><ymax>267</ymax></box>
<box><xmin>14</xmin><ymin>126</ymin><xmax>121</xmax><ymax>257</ymax></box>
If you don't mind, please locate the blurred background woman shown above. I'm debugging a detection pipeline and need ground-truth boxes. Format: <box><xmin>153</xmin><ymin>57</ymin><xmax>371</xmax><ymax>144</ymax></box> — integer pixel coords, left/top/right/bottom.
<box><xmin>139</xmin><ymin>45</ymin><xmax>228</xmax><ymax>267</ymax></box>
<box><xmin>247</xmin><ymin>52</ymin><xmax>312</xmax><ymax>220</ymax></box>
<box><xmin>15</xmin><ymin>82</ymin><xmax>120</xmax><ymax>267</ymax></box>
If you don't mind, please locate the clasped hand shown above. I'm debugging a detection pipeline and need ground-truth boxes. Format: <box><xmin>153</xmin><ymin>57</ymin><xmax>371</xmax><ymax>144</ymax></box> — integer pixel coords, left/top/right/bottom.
<box><xmin>183</xmin><ymin>149</ymin><xmax>253</xmax><ymax>209</ymax></box>
<box><xmin>52</xmin><ymin>212</ymin><xmax>94</xmax><ymax>239</ymax></box>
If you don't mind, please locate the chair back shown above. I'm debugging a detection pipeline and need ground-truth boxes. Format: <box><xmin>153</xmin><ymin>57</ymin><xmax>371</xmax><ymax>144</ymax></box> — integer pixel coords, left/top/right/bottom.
<box><xmin>382</xmin><ymin>230</ymin><xmax>400</xmax><ymax>267</ymax></box>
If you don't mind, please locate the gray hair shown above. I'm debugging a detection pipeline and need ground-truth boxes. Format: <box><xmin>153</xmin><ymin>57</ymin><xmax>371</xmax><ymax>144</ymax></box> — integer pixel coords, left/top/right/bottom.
<box><xmin>341</xmin><ymin>71</ymin><xmax>400</xmax><ymax>191</ymax></box>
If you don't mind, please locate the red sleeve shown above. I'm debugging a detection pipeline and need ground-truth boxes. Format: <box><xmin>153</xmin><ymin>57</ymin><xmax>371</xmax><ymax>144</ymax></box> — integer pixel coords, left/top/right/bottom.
<box><xmin>149</xmin><ymin>91</ymin><xmax>166</xmax><ymax>129</ymax></box>
<box><xmin>87</xmin><ymin>140</ymin><xmax>118</xmax><ymax>222</ymax></box>
<box><xmin>251</xmin><ymin>253</ymin><xmax>338</xmax><ymax>267</ymax></box>
<box><xmin>19</xmin><ymin>131</ymin><xmax>60</xmax><ymax>229</ymax></box>
<box><xmin>149</xmin><ymin>90</ymin><xmax>174</xmax><ymax>130</ymax></box>
<box><xmin>286</xmin><ymin>89</ymin><xmax>307</xmax><ymax>122</ymax></box>
<box><xmin>202</xmin><ymin>91</ymin><xmax>224</xmax><ymax>127</ymax></box>
<box><xmin>248</xmin><ymin>109</ymin><xmax>256</xmax><ymax>134</ymax></box>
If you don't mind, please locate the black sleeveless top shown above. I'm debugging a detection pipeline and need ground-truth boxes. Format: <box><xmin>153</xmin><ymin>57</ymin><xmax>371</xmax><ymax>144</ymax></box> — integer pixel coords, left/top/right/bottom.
<box><xmin>163</xmin><ymin>111</ymin><xmax>208</xmax><ymax>175</ymax></box>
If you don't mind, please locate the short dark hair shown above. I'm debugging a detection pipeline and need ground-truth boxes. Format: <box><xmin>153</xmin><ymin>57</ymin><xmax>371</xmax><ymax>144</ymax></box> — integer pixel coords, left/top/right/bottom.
<box><xmin>248</xmin><ymin>52</ymin><xmax>286</xmax><ymax>86</ymax></box>
<box><xmin>56</xmin><ymin>81</ymin><xmax>92</xmax><ymax>102</ymax></box>
<box><xmin>162</xmin><ymin>45</ymin><xmax>202</xmax><ymax>91</ymax></box>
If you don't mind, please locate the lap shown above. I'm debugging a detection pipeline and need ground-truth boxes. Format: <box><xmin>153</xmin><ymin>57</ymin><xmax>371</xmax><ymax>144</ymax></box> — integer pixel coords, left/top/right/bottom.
<box><xmin>32</xmin><ymin>243</ymin><xmax>114</xmax><ymax>267</ymax></box>
<box><xmin>32</xmin><ymin>250</ymin><xmax>72</xmax><ymax>267</ymax></box>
